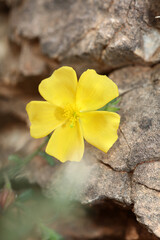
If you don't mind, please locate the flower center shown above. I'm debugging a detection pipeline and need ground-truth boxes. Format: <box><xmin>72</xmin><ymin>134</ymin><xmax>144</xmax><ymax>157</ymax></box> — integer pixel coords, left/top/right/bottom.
<box><xmin>63</xmin><ymin>104</ymin><xmax>80</xmax><ymax>128</ymax></box>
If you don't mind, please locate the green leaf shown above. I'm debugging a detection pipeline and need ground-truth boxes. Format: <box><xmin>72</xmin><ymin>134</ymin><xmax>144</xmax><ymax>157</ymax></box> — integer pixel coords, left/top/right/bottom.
<box><xmin>108</xmin><ymin>97</ymin><xmax>121</xmax><ymax>105</ymax></box>
<box><xmin>39</xmin><ymin>151</ymin><xmax>56</xmax><ymax>166</ymax></box>
<box><xmin>8</xmin><ymin>155</ymin><xmax>22</xmax><ymax>163</ymax></box>
<box><xmin>18</xmin><ymin>189</ymin><xmax>34</xmax><ymax>202</ymax></box>
<box><xmin>98</xmin><ymin>97</ymin><xmax>121</xmax><ymax>112</ymax></box>
<box><xmin>41</xmin><ymin>224</ymin><xmax>63</xmax><ymax>240</ymax></box>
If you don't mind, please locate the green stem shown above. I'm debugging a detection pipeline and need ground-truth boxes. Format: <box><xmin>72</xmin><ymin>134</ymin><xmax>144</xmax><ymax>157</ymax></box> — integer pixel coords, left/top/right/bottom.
<box><xmin>0</xmin><ymin>137</ymin><xmax>49</xmax><ymax>183</ymax></box>
<box><xmin>23</xmin><ymin>137</ymin><xmax>49</xmax><ymax>163</ymax></box>
<box><xmin>3</xmin><ymin>173</ymin><xmax>12</xmax><ymax>189</ymax></box>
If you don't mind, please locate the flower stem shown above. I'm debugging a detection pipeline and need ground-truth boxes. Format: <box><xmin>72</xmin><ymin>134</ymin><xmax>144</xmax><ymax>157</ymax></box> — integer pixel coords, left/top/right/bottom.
<box><xmin>24</xmin><ymin>137</ymin><xmax>49</xmax><ymax>163</ymax></box>
<box><xmin>0</xmin><ymin>137</ymin><xmax>49</xmax><ymax>183</ymax></box>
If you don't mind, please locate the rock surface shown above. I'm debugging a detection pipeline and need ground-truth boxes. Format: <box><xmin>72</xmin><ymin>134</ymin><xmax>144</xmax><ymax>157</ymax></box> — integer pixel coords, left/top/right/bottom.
<box><xmin>4</xmin><ymin>0</ymin><xmax>160</xmax><ymax>75</ymax></box>
<box><xmin>0</xmin><ymin>0</ymin><xmax>160</xmax><ymax>239</ymax></box>
<box><xmin>102</xmin><ymin>64</ymin><xmax>160</xmax><ymax>171</ymax></box>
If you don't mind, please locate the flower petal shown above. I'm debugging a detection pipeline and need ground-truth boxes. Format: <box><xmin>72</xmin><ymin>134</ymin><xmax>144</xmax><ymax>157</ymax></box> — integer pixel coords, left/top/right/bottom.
<box><xmin>46</xmin><ymin>121</ymin><xmax>84</xmax><ymax>162</ymax></box>
<box><xmin>26</xmin><ymin>101</ymin><xmax>65</xmax><ymax>138</ymax></box>
<box><xmin>80</xmin><ymin>111</ymin><xmax>120</xmax><ymax>152</ymax></box>
<box><xmin>76</xmin><ymin>69</ymin><xmax>119</xmax><ymax>111</ymax></box>
<box><xmin>39</xmin><ymin>66</ymin><xmax>77</xmax><ymax>107</ymax></box>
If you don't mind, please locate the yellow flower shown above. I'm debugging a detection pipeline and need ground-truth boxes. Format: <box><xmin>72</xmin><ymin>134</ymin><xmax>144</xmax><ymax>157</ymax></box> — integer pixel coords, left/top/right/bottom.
<box><xmin>26</xmin><ymin>67</ymin><xmax>120</xmax><ymax>162</ymax></box>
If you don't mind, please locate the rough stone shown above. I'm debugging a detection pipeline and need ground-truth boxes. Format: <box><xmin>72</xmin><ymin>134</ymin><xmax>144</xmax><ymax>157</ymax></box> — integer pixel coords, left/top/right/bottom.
<box><xmin>0</xmin><ymin>114</ymin><xmax>34</xmax><ymax>169</ymax></box>
<box><xmin>8</xmin><ymin>0</ymin><xmax>160</xmax><ymax>74</ymax></box>
<box><xmin>0</xmin><ymin>84</ymin><xmax>36</xmax><ymax>121</ymax></box>
<box><xmin>0</xmin><ymin>13</ymin><xmax>20</xmax><ymax>84</ymax></box>
<box><xmin>46</xmin><ymin>158</ymin><xmax>132</xmax><ymax>206</ymax></box>
<box><xmin>132</xmin><ymin>183</ymin><xmax>160</xmax><ymax>238</ymax></box>
<box><xmin>100</xmin><ymin>65</ymin><xmax>160</xmax><ymax>172</ymax></box>
<box><xmin>19</xmin><ymin>43</ymin><xmax>47</xmax><ymax>77</ymax></box>
<box><xmin>5</xmin><ymin>0</ymin><xmax>22</xmax><ymax>7</ymax></box>
<box><xmin>133</xmin><ymin>161</ymin><xmax>160</xmax><ymax>191</ymax></box>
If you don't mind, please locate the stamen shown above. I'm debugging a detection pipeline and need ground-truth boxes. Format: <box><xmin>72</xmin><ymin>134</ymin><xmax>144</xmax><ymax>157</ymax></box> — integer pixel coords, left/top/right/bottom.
<box><xmin>63</xmin><ymin>104</ymin><xmax>79</xmax><ymax>127</ymax></box>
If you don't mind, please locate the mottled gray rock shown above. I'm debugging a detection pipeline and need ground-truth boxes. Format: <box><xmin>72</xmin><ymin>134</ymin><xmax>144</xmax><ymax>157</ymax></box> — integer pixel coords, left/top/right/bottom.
<box><xmin>0</xmin><ymin>13</ymin><xmax>19</xmax><ymax>84</ymax></box>
<box><xmin>8</xmin><ymin>0</ymin><xmax>160</xmax><ymax>74</ymax></box>
<box><xmin>3</xmin><ymin>0</ymin><xmax>21</xmax><ymax>7</ymax></box>
<box><xmin>132</xmin><ymin>183</ymin><xmax>160</xmax><ymax>238</ymax></box>
<box><xmin>100</xmin><ymin>65</ymin><xmax>160</xmax><ymax>172</ymax></box>
<box><xmin>79</xmin><ymin>162</ymin><xmax>131</xmax><ymax>206</ymax></box>
<box><xmin>131</xmin><ymin>161</ymin><xmax>160</xmax><ymax>237</ymax></box>
<box><xmin>133</xmin><ymin>161</ymin><xmax>160</xmax><ymax>191</ymax></box>
<box><xmin>19</xmin><ymin>43</ymin><xmax>47</xmax><ymax>77</ymax></box>
<box><xmin>46</xmin><ymin>159</ymin><xmax>132</xmax><ymax>206</ymax></box>
<box><xmin>53</xmin><ymin>156</ymin><xmax>131</xmax><ymax>205</ymax></box>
